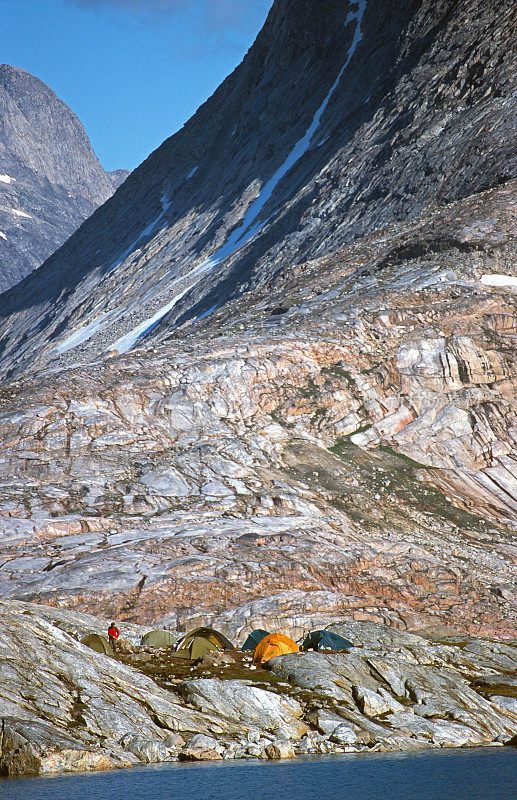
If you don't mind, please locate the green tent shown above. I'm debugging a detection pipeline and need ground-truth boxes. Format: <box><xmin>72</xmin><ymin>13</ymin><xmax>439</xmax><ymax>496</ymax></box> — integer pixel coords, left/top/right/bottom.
<box><xmin>241</xmin><ymin>629</ymin><xmax>270</xmax><ymax>651</ymax></box>
<box><xmin>140</xmin><ymin>629</ymin><xmax>177</xmax><ymax>649</ymax></box>
<box><xmin>80</xmin><ymin>633</ymin><xmax>114</xmax><ymax>655</ymax></box>
<box><xmin>173</xmin><ymin>636</ymin><xmax>219</xmax><ymax>660</ymax></box>
<box><xmin>173</xmin><ymin>626</ymin><xmax>234</xmax><ymax>660</ymax></box>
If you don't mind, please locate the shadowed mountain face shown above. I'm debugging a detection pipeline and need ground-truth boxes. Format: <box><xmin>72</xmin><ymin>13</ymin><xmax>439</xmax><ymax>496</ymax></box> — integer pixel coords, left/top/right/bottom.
<box><xmin>0</xmin><ymin>1</ymin><xmax>515</xmax><ymax>638</ymax></box>
<box><xmin>0</xmin><ymin>65</ymin><xmax>129</xmax><ymax>292</ymax></box>
<box><xmin>0</xmin><ymin>0</ymin><xmax>515</xmax><ymax>375</ymax></box>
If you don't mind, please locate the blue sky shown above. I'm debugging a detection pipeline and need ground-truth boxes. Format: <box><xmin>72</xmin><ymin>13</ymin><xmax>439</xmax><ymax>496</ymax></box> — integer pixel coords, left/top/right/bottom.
<box><xmin>2</xmin><ymin>0</ymin><xmax>273</xmax><ymax>171</ymax></box>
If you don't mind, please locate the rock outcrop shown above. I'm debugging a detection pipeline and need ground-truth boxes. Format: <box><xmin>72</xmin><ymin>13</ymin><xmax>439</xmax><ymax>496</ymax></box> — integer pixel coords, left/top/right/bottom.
<box><xmin>0</xmin><ymin>65</ymin><xmax>127</xmax><ymax>292</ymax></box>
<box><xmin>1</xmin><ymin>601</ymin><xmax>516</xmax><ymax>777</ymax></box>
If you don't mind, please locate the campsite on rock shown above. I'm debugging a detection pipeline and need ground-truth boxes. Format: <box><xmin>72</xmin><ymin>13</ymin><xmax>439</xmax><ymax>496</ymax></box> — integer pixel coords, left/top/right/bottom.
<box><xmin>1</xmin><ymin>601</ymin><xmax>517</xmax><ymax>777</ymax></box>
<box><xmin>0</xmin><ymin>0</ymin><xmax>516</xmax><ymax>784</ymax></box>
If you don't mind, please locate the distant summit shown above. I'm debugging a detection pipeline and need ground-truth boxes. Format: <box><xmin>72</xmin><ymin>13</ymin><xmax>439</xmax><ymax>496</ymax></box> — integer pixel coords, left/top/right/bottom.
<box><xmin>0</xmin><ymin>65</ymin><xmax>128</xmax><ymax>292</ymax></box>
<box><xmin>108</xmin><ymin>169</ymin><xmax>131</xmax><ymax>190</ymax></box>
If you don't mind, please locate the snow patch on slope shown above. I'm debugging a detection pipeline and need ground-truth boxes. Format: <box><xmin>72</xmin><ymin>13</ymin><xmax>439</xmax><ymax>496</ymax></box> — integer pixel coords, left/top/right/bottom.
<box><xmin>129</xmin><ymin>192</ymin><xmax>171</xmax><ymax>245</ymax></box>
<box><xmin>11</xmin><ymin>208</ymin><xmax>31</xmax><ymax>219</ymax></box>
<box><xmin>480</xmin><ymin>274</ymin><xmax>517</xmax><ymax>288</ymax></box>
<box><xmin>54</xmin><ymin>312</ymin><xmax>114</xmax><ymax>354</ymax></box>
<box><xmin>196</xmin><ymin>304</ymin><xmax>218</xmax><ymax>321</ymax></box>
<box><xmin>206</xmin><ymin>0</ymin><xmax>367</xmax><ymax>254</ymax></box>
<box><xmin>110</xmin><ymin>286</ymin><xmax>193</xmax><ymax>354</ymax></box>
<box><xmin>108</xmin><ymin>253</ymin><xmax>218</xmax><ymax>354</ymax></box>
<box><xmin>0</xmin><ymin>174</ymin><xmax>15</xmax><ymax>184</ymax></box>
<box><xmin>0</xmin><ymin>231</ymin><xmax>7</xmax><ymax>241</ymax></box>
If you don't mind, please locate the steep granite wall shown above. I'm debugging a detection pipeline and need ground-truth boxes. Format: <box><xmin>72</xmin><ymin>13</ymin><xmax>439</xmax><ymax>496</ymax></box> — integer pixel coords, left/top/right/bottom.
<box><xmin>0</xmin><ymin>65</ymin><xmax>126</xmax><ymax>292</ymax></box>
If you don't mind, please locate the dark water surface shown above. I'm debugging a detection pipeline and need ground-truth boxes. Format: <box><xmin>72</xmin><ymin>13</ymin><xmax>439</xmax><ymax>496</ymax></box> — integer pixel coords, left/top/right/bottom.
<box><xmin>2</xmin><ymin>747</ymin><xmax>516</xmax><ymax>800</ymax></box>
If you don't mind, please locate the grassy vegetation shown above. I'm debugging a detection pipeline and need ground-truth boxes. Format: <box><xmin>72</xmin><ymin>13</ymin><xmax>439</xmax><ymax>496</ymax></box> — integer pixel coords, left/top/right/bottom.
<box><xmin>114</xmin><ymin>648</ymin><xmax>353</xmax><ymax>714</ymax></box>
<box><xmin>321</xmin><ymin>364</ymin><xmax>356</xmax><ymax>389</ymax></box>
<box><xmin>330</xmin><ymin>439</ymin><xmax>496</xmax><ymax>534</ymax></box>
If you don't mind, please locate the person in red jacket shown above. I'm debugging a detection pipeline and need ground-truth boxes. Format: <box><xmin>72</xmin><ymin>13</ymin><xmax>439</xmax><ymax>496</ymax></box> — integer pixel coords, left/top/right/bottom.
<box><xmin>108</xmin><ymin>622</ymin><xmax>120</xmax><ymax>651</ymax></box>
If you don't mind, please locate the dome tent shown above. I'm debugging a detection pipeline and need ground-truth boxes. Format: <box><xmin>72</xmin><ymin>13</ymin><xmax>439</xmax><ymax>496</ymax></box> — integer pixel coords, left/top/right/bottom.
<box><xmin>140</xmin><ymin>629</ymin><xmax>177</xmax><ymax>649</ymax></box>
<box><xmin>241</xmin><ymin>629</ymin><xmax>270</xmax><ymax>651</ymax></box>
<box><xmin>80</xmin><ymin>633</ymin><xmax>114</xmax><ymax>655</ymax></box>
<box><xmin>253</xmin><ymin>633</ymin><xmax>299</xmax><ymax>665</ymax></box>
<box><xmin>301</xmin><ymin>630</ymin><xmax>354</xmax><ymax>652</ymax></box>
<box><xmin>173</xmin><ymin>627</ymin><xmax>235</xmax><ymax>660</ymax></box>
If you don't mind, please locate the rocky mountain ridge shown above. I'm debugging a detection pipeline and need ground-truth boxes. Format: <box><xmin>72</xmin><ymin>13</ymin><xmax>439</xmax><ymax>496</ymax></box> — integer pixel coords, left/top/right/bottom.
<box><xmin>0</xmin><ymin>182</ymin><xmax>515</xmax><ymax>639</ymax></box>
<box><xmin>0</xmin><ymin>0</ymin><xmax>515</xmax><ymax>376</ymax></box>
<box><xmin>0</xmin><ymin>65</ymin><xmax>129</xmax><ymax>292</ymax></box>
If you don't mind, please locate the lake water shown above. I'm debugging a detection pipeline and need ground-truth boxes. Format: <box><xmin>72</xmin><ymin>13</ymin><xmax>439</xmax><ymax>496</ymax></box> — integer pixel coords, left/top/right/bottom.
<box><xmin>2</xmin><ymin>747</ymin><xmax>516</xmax><ymax>800</ymax></box>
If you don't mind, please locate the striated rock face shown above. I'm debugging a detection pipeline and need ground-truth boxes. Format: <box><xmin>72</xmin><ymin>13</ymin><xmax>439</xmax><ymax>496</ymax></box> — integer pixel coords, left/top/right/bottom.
<box><xmin>0</xmin><ymin>7</ymin><xmax>515</xmax><ymax>767</ymax></box>
<box><xmin>0</xmin><ymin>65</ymin><xmax>127</xmax><ymax>292</ymax></box>
<box><xmin>0</xmin><ymin>184</ymin><xmax>514</xmax><ymax>638</ymax></box>
<box><xmin>182</xmin><ymin>679</ymin><xmax>307</xmax><ymax>739</ymax></box>
<box><xmin>1</xmin><ymin>601</ymin><xmax>516</xmax><ymax>777</ymax></box>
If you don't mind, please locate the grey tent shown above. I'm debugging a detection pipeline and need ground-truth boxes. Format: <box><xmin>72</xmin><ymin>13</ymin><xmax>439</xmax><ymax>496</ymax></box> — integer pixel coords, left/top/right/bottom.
<box><xmin>80</xmin><ymin>633</ymin><xmax>114</xmax><ymax>655</ymax></box>
<box><xmin>140</xmin><ymin>629</ymin><xmax>177</xmax><ymax>649</ymax></box>
<box><xmin>241</xmin><ymin>629</ymin><xmax>270</xmax><ymax>651</ymax></box>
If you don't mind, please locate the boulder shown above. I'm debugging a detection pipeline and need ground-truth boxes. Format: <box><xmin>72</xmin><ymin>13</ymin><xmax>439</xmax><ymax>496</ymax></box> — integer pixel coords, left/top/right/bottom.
<box><xmin>329</xmin><ymin>724</ymin><xmax>361</xmax><ymax>746</ymax></box>
<box><xmin>182</xmin><ymin>679</ymin><xmax>307</xmax><ymax>739</ymax></box>
<box><xmin>118</xmin><ymin>732</ymin><xmax>184</xmax><ymax>763</ymax></box>
<box><xmin>179</xmin><ymin>734</ymin><xmax>223</xmax><ymax>761</ymax></box>
<box><xmin>265</xmin><ymin>740</ymin><xmax>296</xmax><ymax>759</ymax></box>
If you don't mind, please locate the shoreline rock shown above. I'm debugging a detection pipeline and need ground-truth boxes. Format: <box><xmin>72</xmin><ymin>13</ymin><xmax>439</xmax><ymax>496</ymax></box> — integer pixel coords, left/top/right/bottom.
<box><xmin>1</xmin><ymin>600</ymin><xmax>516</xmax><ymax>778</ymax></box>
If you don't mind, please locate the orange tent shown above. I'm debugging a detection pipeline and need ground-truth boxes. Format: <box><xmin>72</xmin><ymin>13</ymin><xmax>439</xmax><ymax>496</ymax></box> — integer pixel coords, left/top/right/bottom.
<box><xmin>253</xmin><ymin>633</ymin><xmax>299</xmax><ymax>665</ymax></box>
